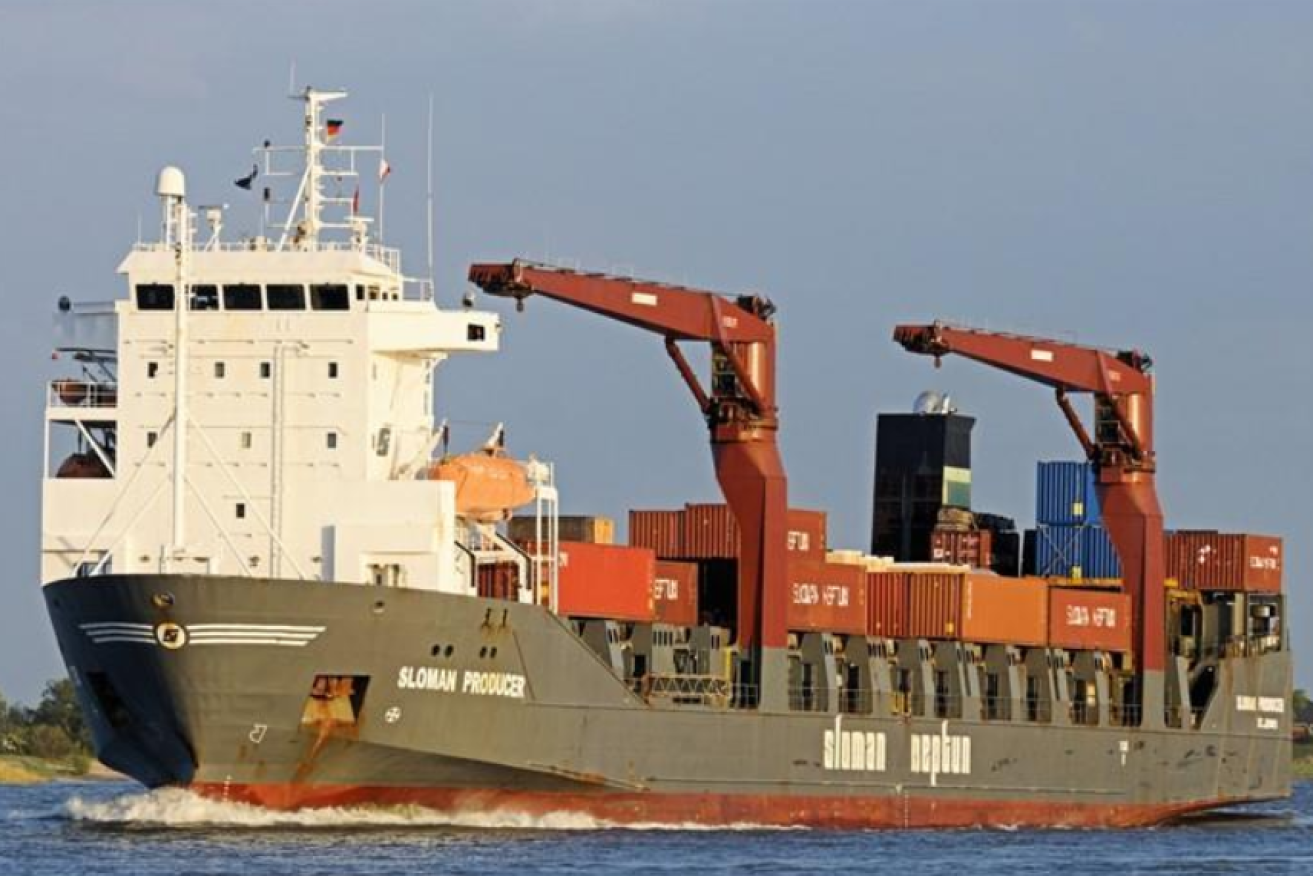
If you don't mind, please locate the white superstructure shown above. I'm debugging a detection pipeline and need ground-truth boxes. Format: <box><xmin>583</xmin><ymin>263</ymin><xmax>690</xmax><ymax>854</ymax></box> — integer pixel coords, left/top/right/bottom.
<box><xmin>42</xmin><ymin>88</ymin><xmax>549</xmax><ymax>596</ymax></box>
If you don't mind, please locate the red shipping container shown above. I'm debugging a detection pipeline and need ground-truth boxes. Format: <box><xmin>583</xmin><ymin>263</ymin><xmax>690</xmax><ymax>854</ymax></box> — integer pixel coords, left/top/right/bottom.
<box><xmin>907</xmin><ymin>571</ymin><xmax>963</xmax><ymax>639</ymax></box>
<box><xmin>867</xmin><ymin>571</ymin><xmax>909</xmax><ymax>638</ymax></box>
<box><xmin>550</xmin><ymin>541</ymin><xmax>656</xmax><ymax>622</ymax></box>
<box><xmin>785</xmin><ymin>559</ymin><xmax>867</xmax><ymax>634</ymax></box>
<box><xmin>653</xmin><ymin>560</ymin><xmax>698</xmax><ymax>627</ymax></box>
<box><xmin>476</xmin><ymin>562</ymin><xmax>519</xmax><ymax>600</ymax></box>
<box><xmin>1166</xmin><ymin>532</ymin><xmax>1283</xmax><ymax>593</ymax></box>
<box><xmin>960</xmin><ymin>575</ymin><xmax>1048</xmax><ymax>646</ymax></box>
<box><xmin>930</xmin><ymin>529</ymin><xmax>993</xmax><ymax>567</ymax></box>
<box><xmin>681</xmin><ymin>504</ymin><xmax>827</xmax><ymax>560</ymax></box>
<box><xmin>1048</xmin><ymin>588</ymin><xmax>1132</xmax><ymax>652</ymax></box>
<box><xmin>785</xmin><ymin>509</ymin><xmax>828</xmax><ymax>559</ymax></box>
<box><xmin>629</xmin><ymin>510</ymin><xmax>684</xmax><ymax>558</ymax></box>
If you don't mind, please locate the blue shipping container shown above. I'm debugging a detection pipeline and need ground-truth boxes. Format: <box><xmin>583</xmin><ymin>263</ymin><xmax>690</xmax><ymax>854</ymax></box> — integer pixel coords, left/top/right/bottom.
<box><xmin>1079</xmin><ymin>525</ymin><xmax>1122</xmax><ymax>580</ymax></box>
<box><xmin>1036</xmin><ymin>461</ymin><xmax>1102</xmax><ymax>526</ymax></box>
<box><xmin>1035</xmin><ymin>524</ymin><xmax>1083</xmax><ymax>577</ymax></box>
<box><xmin>1035</xmin><ymin>524</ymin><xmax>1122</xmax><ymax>580</ymax></box>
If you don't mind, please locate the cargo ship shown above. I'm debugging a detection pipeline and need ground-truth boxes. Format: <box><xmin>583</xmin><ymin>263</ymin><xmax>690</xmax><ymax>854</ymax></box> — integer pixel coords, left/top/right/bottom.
<box><xmin>41</xmin><ymin>88</ymin><xmax>1290</xmax><ymax>828</ymax></box>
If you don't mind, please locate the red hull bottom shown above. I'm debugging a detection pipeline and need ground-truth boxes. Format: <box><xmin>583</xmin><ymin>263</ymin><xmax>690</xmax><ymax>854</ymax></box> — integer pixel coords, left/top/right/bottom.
<box><xmin>191</xmin><ymin>782</ymin><xmax>1243</xmax><ymax>829</ymax></box>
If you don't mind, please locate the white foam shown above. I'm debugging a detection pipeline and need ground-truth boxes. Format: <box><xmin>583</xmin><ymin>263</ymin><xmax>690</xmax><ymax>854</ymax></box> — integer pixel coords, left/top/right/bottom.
<box><xmin>64</xmin><ymin>788</ymin><xmax>798</xmax><ymax>832</ymax></box>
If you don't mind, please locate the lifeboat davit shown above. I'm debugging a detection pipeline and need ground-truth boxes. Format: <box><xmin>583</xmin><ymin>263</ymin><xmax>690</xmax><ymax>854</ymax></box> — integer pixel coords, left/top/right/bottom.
<box><xmin>425</xmin><ymin>452</ymin><xmax>535</xmax><ymax>522</ymax></box>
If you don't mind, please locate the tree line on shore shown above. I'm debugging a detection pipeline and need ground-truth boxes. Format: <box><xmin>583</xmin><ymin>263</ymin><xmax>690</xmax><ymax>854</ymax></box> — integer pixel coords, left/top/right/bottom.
<box><xmin>0</xmin><ymin>678</ymin><xmax>91</xmax><ymax>770</ymax></box>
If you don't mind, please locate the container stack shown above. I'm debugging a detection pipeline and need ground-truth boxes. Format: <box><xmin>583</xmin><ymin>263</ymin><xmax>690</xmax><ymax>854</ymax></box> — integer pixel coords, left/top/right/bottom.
<box><xmin>1031</xmin><ymin>461</ymin><xmax>1122</xmax><ymax>584</ymax></box>
<box><xmin>630</xmin><ymin>503</ymin><xmax>831</xmax><ymax>630</ymax></box>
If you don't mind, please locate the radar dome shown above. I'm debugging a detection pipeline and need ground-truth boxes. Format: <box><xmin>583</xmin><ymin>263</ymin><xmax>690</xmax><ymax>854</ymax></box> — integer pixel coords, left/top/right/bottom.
<box><xmin>155</xmin><ymin>166</ymin><xmax>186</xmax><ymax>199</ymax></box>
<box><xmin>913</xmin><ymin>390</ymin><xmax>956</xmax><ymax>415</ymax></box>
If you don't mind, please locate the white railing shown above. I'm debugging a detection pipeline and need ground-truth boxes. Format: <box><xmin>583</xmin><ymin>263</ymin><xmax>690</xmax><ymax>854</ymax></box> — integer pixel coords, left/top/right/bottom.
<box><xmin>48</xmin><ymin>380</ymin><xmax>117</xmax><ymax>409</ymax></box>
<box><xmin>131</xmin><ymin>239</ymin><xmax>403</xmax><ymax>272</ymax></box>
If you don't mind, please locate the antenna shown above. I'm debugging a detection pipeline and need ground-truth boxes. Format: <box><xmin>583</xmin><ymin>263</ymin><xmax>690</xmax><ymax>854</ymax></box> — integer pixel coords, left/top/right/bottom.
<box><xmin>288</xmin><ymin>60</ymin><xmax>297</xmax><ymax>96</ymax></box>
<box><xmin>379</xmin><ymin>113</ymin><xmax>387</xmax><ymax>242</ymax></box>
<box><xmin>426</xmin><ymin>93</ymin><xmax>435</xmax><ymax>297</ymax></box>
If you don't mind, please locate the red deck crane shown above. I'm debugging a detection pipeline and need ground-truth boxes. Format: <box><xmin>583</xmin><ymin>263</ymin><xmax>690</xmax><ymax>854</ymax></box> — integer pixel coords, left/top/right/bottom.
<box><xmin>893</xmin><ymin>321</ymin><xmax>1166</xmax><ymax>727</ymax></box>
<box><xmin>468</xmin><ymin>260</ymin><xmax>790</xmax><ymax>708</ymax></box>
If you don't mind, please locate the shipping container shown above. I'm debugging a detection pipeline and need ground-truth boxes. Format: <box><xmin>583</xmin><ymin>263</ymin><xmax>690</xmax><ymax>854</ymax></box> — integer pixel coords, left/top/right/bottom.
<box><xmin>930</xmin><ymin>528</ymin><xmax>993</xmax><ymax>567</ymax></box>
<box><xmin>1166</xmin><ymin>532</ymin><xmax>1283</xmax><ymax>593</ymax></box>
<box><xmin>906</xmin><ymin>571</ymin><xmax>963</xmax><ymax>639</ymax></box>
<box><xmin>1048</xmin><ymin>588</ymin><xmax>1132</xmax><ymax>652</ymax></box>
<box><xmin>1035</xmin><ymin>524</ymin><xmax>1082</xmax><ymax>578</ymax></box>
<box><xmin>785</xmin><ymin>559</ymin><xmax>867</xmax><ymax>634</ymax></box>
<box><xmin>509</xmin><ymin>515</ymin><xmax>614</xmax><ymax>546</ymax></box>
<box><xmin>653</xmin><ymin>560</ymin><xmax>698</xmax><ymax>627</ymax></box>
<box><xmin>476</xmin><ymin>562</ymin><xmax>519</xmax><ymax>601</ymax></box>
<box><xmin>1036</xmin><ymin>461</ymin><xmax>1102</xmax><ymax>526</ymax></box>
<box><xmin>867</xmin><ymin>571</ymin><xmax>909</xmax><ymax>638</ymax></box>
<box><xmin>1079</xmin><ymin>525</ymin><xmax>1122</xmax><ymax>580</ymax></box>
<box><xmin>552</xmin><ymin>541</ymin><xmax>656</xmax><ymax>622</ymax></box>
<box><xmin>629</xmin><ymin>509</ymin><xmax>683</xmax><ymax>558</ymax></box>
<box><xmin>990</xmin><ymin>530</ymin><xmax>1022</xmax><ymax>577</ymax></box>
<box><xmin>680</xmin><ymin>504</ymin><xmax>827</xmax><ymax>561</ymax></box>
<box><xmin>960</xmin><ymin>575</ymin><xmax>1048</xmax><ymax>646</ymax></box>
<box><xmin>1035</xmin><ymin>524</ymin><xmax>1122</xmax><ymax>581</ymax></box>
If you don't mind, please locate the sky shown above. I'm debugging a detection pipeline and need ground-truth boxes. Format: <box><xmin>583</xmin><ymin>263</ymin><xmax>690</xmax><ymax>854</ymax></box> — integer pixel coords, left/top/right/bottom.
<box><xmin>1</xmin><ymin>0</ymin><xmax>1311</xmax><ymax>703</ymax></box>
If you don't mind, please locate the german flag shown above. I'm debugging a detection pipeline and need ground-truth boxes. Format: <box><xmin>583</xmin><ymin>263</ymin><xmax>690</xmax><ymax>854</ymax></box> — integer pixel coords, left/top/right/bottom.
<box><xmin>325</xmin><ymin>119</ymin><xmax>343</xmax><ymax>141</ymax></box>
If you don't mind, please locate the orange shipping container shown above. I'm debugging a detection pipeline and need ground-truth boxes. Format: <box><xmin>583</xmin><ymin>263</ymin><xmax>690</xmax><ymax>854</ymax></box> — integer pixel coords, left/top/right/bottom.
<box><xmin>960</xmin><ymin>575</ymin><xmax>1048</xmax><ymax>646</ymax></box>
<box><xmin>786</xmin><ymin>559</ymin><xmax>867</xmax><ymax>634</ymax></box>
<box><xmin>629</xmin><ymin>510</ymin><xmax>684</xmax><ymax>558</ymax></box>
<box><xmin>907</xmin><ymin>572</ymin><xmax>963</xmax><ymax>639</ymax></box>
<box><xmin>867</xmin><ymin>571</ymin><xmax>909</xmax><ymax>638</ymax></box>
<box><xmin>552</xmin><ymin>542</ymin><xmax>656</xmax><ymax>622</ymax></box>
<box><xmin>1048</xmin><ymin>588</ymin><xmax>1132</xmax><ymax>652</ymax></box>
<box><xmin>653</xmin><ymin>560</ymin><xmax>699</xmax><ymax>627</ymax></box>
<box><xmin>1166</xmin><ymin>532</ymin><xmax>1283</xmax><ymax>593</ymax></box>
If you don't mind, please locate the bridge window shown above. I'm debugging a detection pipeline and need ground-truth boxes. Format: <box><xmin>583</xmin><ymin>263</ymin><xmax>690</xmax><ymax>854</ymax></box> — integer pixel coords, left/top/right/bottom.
<box><xmin>147</xmin><ymin>362</ymin><xmax>159</xmax><ymax>379</ymax></box>
<box><xmin>136</xmin><ymin>284</ymin><xmax>174</xmax><ymax>311</ymax></box>
<box><xmin>146</xmin><ymin>431</ymin><xmax>157</xmax><ymax>448</ymax></box>
<box><xmin>326</xmin><ymin>431</ymin><xmax>338</xmax><ymax>450</ymax></box>
<box><xmin>467</xmin><ymin>324</ymin><xmax>486</xmax><ymax>342</ymax></box>
<box><xmin>259</xmin><ymin>362</ymin><xmax>271</xmax><ymax>379</ymax></box>
<box><xmin>191</xmin><ymin>285</ymin><xmax>220</xmax><ymax>311</ymax></box>
<box><xmin>235</xmin><ymin>502</ymin><xmax>246</xmax><ymax>520</ymax></box>
<box><xmin>328</xmin><ymin>361</ymin><xmax>339</xmax><ymax>379</ymax></box>
<box><xmin>214</xmin><ymin>362</ymin><xmax>225</xmax><ymax>379</ymax></box>
<box><xmin>311</xmin><ymin>284</ymin><xmax>350</xmax><ymax>311</ymax></box>
<box><xmin>223</xmin><ymin>284</ymin><xmax>262</xmax><ymax>311</ymax></box>
<box><xmin>240</xmin><ymin>431</ymin><xmax>252</xmax><ymax>449</ymax></box>
<box><xmin>267</xmin><ymin>284</ymin><xmax>306</xmax><ymax>310</ymax></box>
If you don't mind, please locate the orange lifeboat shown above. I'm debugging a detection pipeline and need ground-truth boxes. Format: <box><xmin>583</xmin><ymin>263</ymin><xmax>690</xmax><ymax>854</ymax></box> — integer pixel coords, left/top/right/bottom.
<box><xmin>425</xmin><ymin>452</ymin><xmax>535</xmax><ymax>522</ymax></box>
<box><xmin>56</xmin><ymin>452</ymin><xmax>112</xmax><ymax>479</ymax></box>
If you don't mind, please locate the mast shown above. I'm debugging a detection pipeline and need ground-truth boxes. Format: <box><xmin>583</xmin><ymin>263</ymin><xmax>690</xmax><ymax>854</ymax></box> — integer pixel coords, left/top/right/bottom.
<box><xmin>298</xmin><ymin>87</ymin><xmax>345</xmax><ymax>247</ymax></box>
<box><xmin>157</xmin><ymin>166</ymin><xmax>190</xmax><ymax>559</ymax></box>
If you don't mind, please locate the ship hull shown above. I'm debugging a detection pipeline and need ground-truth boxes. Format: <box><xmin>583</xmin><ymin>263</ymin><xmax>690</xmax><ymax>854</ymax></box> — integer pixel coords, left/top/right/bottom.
<box><xmin>44</xmin><ymin>574</ymin><xmax>1291</xmax><ymax>829</ymax></box>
